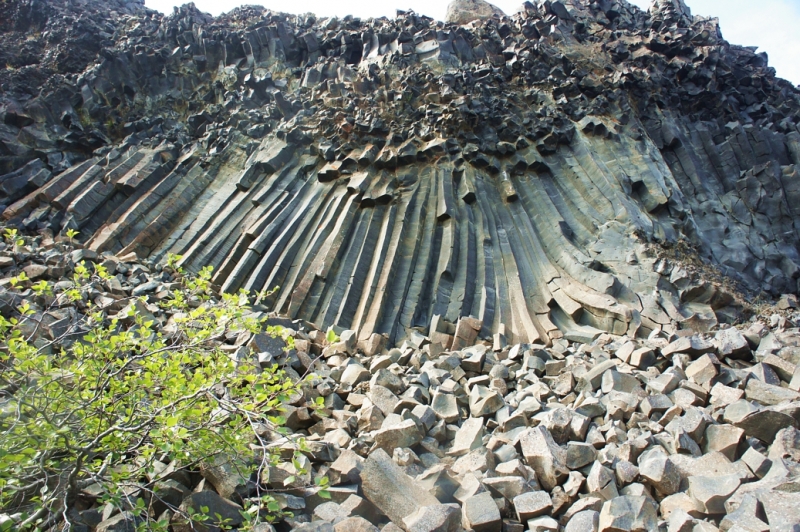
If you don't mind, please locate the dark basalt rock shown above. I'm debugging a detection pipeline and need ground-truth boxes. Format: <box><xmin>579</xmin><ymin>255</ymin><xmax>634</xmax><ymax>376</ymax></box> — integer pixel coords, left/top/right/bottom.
<box><xmin>2</xmin><ymin>0</ymin><xmax>800</xmax><ymax>350</ymax></box>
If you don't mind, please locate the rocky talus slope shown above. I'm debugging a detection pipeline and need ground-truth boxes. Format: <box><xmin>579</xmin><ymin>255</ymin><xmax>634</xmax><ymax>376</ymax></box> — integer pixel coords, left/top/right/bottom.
<box><xmin>2</xmin><ymin>222</ymin><xmax>800</xmax><ymax>531</ymax></box>
<box><xmin>1</xmin><ymin>0</ymin><xmax>800</xmax><ymax>530</ymax></box>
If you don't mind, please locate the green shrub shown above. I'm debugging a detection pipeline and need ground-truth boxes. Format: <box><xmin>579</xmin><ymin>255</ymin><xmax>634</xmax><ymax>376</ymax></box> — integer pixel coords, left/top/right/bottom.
<box><xmin>0</xmin><ymin>249</ymin><xmax>325</xmax><ymax>530</ymax></box>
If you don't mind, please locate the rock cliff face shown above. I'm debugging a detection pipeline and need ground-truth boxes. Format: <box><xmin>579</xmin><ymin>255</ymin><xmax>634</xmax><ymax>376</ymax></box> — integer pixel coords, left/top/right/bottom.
<box><xmin>2</xmin><ymin>0</ymin><xmax>800</xmax><ymax>350</ymax></box>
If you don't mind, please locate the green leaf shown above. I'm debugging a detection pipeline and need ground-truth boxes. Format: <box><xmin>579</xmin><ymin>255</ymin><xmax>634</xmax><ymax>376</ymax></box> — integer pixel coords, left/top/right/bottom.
<box><xmin>318</xmin><ymin>489</ymin><xmax>331</xmax><ymax>500</ymax></box>
<box><xmin>325</xmin><ymin>329</ymin><xmax>338</xmax><ymax>344</ymax></box>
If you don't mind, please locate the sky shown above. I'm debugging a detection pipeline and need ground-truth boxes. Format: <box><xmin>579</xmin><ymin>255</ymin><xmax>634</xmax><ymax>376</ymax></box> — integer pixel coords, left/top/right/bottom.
<box><xmin>143</xmin><ymin>0</ymin><xmax>800</xmax><ymax>86</ymax></box>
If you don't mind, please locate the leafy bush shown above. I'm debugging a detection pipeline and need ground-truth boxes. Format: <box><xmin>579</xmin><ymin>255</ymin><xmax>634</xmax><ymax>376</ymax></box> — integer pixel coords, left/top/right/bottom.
<box><xmin>0</xmin><ymin>248</ymin><xmax>325</xmax><ymax>530</ymax></box>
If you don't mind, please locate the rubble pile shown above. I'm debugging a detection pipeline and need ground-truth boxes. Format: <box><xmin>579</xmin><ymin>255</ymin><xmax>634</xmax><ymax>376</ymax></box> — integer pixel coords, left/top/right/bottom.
<box><xmin>1</xmin><ymin>236</ymin><xmax>799</xmax><ymax>531</ymax></box>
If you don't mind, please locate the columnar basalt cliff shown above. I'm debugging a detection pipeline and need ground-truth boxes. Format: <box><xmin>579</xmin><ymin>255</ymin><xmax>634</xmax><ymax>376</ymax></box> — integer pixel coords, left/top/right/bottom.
<box><xmin>2</xmin><ymin>0</ymin><xmax>800</xmax><ymax>351</ymax></box>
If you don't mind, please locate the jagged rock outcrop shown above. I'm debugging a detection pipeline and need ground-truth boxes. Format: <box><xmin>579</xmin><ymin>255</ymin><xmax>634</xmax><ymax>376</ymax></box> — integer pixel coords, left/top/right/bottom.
<box><xmin>2</xmin><ymin>0</ymin><xmax>800</xmax><ymax>351</ymax></box>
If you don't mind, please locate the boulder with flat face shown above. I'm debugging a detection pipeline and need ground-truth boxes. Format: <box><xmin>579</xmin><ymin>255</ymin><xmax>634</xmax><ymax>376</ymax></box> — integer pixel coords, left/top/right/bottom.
<box><xmin>598</xmin><ymin>496</ymin><xmax>658</xmax><ymax>532</ymax></box>
<box><xmin>461</xmin><ymin>491</ymin><xmax>501</xmax><ymax>531</ymax></box>
<box><xmin>445</xmin><ymin>0</ymin><xmax>505</xmax><ymax>24</ymax></box>
<box><xmin>360</xmin><ymin>449</ymin><xmax>439</xmax><ymax>527</ymax></box>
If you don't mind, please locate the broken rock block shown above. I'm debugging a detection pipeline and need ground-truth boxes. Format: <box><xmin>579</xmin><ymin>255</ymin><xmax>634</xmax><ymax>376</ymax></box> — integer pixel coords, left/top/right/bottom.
<box><xmin>688</xmin><ymin>474</ymin><xmax>741</xmax><ymax>515</ymax></box>
<box><xmin>417</xmin><ymin>465</ymin><xmax>460</xmax><ymax>503</ymax></box>
<box><xmin>448</xmin><ymin>417</ymin><xmax>485</xmax><ymax>456</ymax></box>
<box><xmin>527</xmin><ymin>515</ymin><xmax>559</xmax><ymax>531</ymax></box>
<box><xmin>469</xmin><ymin>385</ymin><xmax>505</xmax><ymax>417</ymax></box>
<box><xmin>661</xmin><ymin>336</ymin><xmax>715</xmax><ymax>358</ymax></box>
<box><xmin>402</xmin><ymin>504</ymin><xmax>461</xmax><ymax>532</ymax></box>
<box><xmin>744</xmin><ymin>378</ymin><xmax>800</xmax><ymax>405</ymax></box>
<box><xmin>461</xmin><ymin>491</ymin><xmax>501</xmax><ymax>532</ymax></box>
<box><xmin>333</xmin><ymin>516</ymin><xmax>379</xmax><ymax>532</ymax></box>
<box><xmin>519</xmin><ymin>426</ymin><xmax>569</xmax><ymax>491</ymax></box>
<box><xmin>586</xmin><ymin>461</ymin><xmax>619</xmax><ymax>501</ymax></box>
<box><xmin>361</xmin><ymin>449</ymin><xmax>439</xmax><ymax>526</ymax></box>
<box><xmin>727</xmin><ymin>402</ymin><xmax>797</xmax><ymax>443</ymax></box>
<box><xmin>597</xmin><ymin>496</ymin><xmax>658</xmax><ymax>532</ymax></box>
<box><xmin>431</xmin><ymin>390</ymin><xmax>460</xmax><ymax>423</ymax></box>
<box><xmin>718</xmin><ymin>494</ymin><xmax>769</xmax><ymax>532</ymax></box>
<box><xmin>685</xmin><ymin>354</ymin><xmax>719</xmax><ymax>385</ymax></box>
<box><xmin>564</xmin><ymin>510</ymin><xmax>599</xmax><ymax>532</ymax></box>
<box><xmin>172</xmin><ymin>491</ymin><xmax>243</xmax><ymax>532</ymax></box>
<box><xmin>451</xmin><ymin>316</ymin><xmax>482</xmax><ymax>350</ymax></box>
<box><xmin>638</xmin><ymin>448</ymin><xmax>680</xmax><ymax>496</ymax></box>
<box><xmin>703</xmin><ymin>424</ymin><xmax>744</xmax><ymax>461</ymax></box>
<box><xmin>199</xmin><ymin>453</ymin><xmax>254</xmax><ymax>502</ymax></box>
<box><xmin>741</xmin><ymin>447</ymin><xmax>772</xmax><ymax>479</ymax></box>
<box><xmin>715</xmin><ymin>328</ymin><xmax>751</xmax><ymax>359</ymax></box>
<box><xmin>373</xmin><ymin>419</ymin><xmax>423</xmax><ymax>452</ymax></box>
<box><xmin>513</xmin><ymin>491</ymin><xmax>553</xmax><ymax>522</ymax></box>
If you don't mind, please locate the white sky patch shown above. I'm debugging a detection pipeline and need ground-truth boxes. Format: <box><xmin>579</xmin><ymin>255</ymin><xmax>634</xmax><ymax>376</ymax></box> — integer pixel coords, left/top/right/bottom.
<box><xmin>143</xmin><ymin>0</ymin><xmax>800</xmax><ymax>85</ymax></box>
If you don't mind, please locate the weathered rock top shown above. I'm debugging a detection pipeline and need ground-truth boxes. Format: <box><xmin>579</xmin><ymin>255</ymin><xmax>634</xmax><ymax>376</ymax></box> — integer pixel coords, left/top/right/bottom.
<box><xmin>445</xmin><ymin>0</ymin><xmax>506</xmax><ymax>25</ymax></box>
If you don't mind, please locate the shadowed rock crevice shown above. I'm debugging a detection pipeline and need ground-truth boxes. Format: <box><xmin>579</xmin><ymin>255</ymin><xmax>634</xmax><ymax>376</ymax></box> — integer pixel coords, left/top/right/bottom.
<box><xmin>1</xmin><ymin>0</ymin><xmax>799</xmax><ymax>349</ymax></box>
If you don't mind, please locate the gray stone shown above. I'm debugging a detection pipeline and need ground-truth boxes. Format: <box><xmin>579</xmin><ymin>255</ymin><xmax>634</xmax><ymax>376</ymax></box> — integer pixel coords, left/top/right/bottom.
<box><xmin>96</xmin><ymin>512</ymin><xmax>144</xmax><ymax>532</ymax></box>
<box><xmin>527</xmin><ymin>515</ymin><xmax>559</xmax><ymax>531</ymax></box>
<box><xmin>715</xmin><ymin>328</ymin><xmax>751</xmax><ymax>358</ymax></box>
<box><xmin>666</xmin><ymin>509</ymin><xmax>694</xmax><ymax>532</ymax></box>
<box><xmin>567</xmin><ymin>442</ymin><xmax>598</xmax><ymax>470</ymax></box>
<box><xmin>469</xmin><ymin>385</ymin><xmax>505</xmax><ymax>417</ymax></box>
<box><xmin>745</xmin><ymin>378</ymin><xmax>800</xmax><ymax>405</ymax></box>
<box><xmin>361</xmin><ymin>449</ymin><xmax>439</xmax><ymax>526</ymax></box>
<box><xmin>431</xmin><ymin>391</ymin><xmax>460</xmax><ymax>423</ymax></box>
<box><xmin>461</xmin><ymin>491</ymin><xmax>501</xmax><ymax>532</ymax></box>
<box><xmin>373</xmin><ymin>419</ymin><xmax>423</xmax><ymax>452</ymax></box>
<box><xmin>483</xmin><ymin>476</ymin><xmax>530</xmax><ymax>500</ymax></box>
<box><xmin>199</xmin><ymin>453</ymin><xmax>253</xmax><ymax>502</ymax></box>
<box><xmin>687</xmin><ymin>474</ymin><xmax>741</xmax><ymax>515</ymax></box>
<box><xmin>519</xmin><ymin>426</ymin><xmax>569</xmax><ymax>491</ymax></box>
<box><xmin>513</xmin><ymin>491</ymin><xmax>552</xmax><ymax>521</ymax></box>
<box><xmin>598</xmin><ymin>496</ymin><xmax>658</xmax><ymax>532</ymax></box>
<box><xmin>402</xmin><ymin>504</ymin><xmax>461</xmax><ymax>532</ymax></box>
<box><xmin>448</xmin><ymin>417</ymin><xmax>484</xmax><ymax>456</ymax></box>
<box><xmin>172</xmin><ymin>492</ymin><xmax>243</xmax><ymax>532</ymax></box>
<box><xmin>741</xmin><ymin>447</ymin><xmax>772</xmax><ymax>479</ymax></box>
<box><xmin>719</xmin><ymin>494</ymin><xmax>769</xmax><ymax>532</ymax></box>
<box><xmin>417</xmin><ymin>465</ymin><xmax>460</xmax><ymax>503</ymax></box>
<box><xmin>734</xmin><ymin>408</ymin><xmax>797</xmax><ymax>442</ymax></box>
<box><xmin>579</xmin><ymin>360</ymin><xmax>617</xmax><ymax>392</ymax></box>
<box><xmin>564</xmin><ymin>510</ymin><xmax>599</xmax><ymax>532</ymax></box>
<box><xmin>333</xmin><ymin>517</ymin><xmax>378</xmax><ymax>532</ymax></box>
<box><xmin>445</xmin><ymin>0</ymin><xmax>505</xmax><ymax>24</ymax></box>
<box><xmin>703</xmin><ymin>424</ymin><xmax>744</xmax><ymax>461</ymax></box>
<box><xmin>662</xmin><ymin>337</ymin><xmax>715</xmax><ymax>358</ymax></box>
<box><xmin>769</xmin><ymin>426</ymin><xmax>800</xmax><ymax>462</ymax></box>
<box><xmin>340</xmin><ymin>363</ymin><xmax>370</xmax><ymax>387</ymax></box>
<box><xmin>601</xmin><ymin>371</ymin><xmax>642</xmax><ymax>394</ymax></box>
<box><xmin>638</xmin><ymin>448</ymin><xmax>680</xmax><ymax>496</ymax></box>
<box><xmin>685</xmin><ymin>354</ymin><xmax>719</xmax><ymax>385</ymax></box>
<box><xmin>755</xmin><ymin>491</ymin><xmax>800</xmax><ymax>532</ymax></box>
<box><xmin>586</xmin><ymin>461</ymin><xmax>619</xmax><ymax>501</ymax></box>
